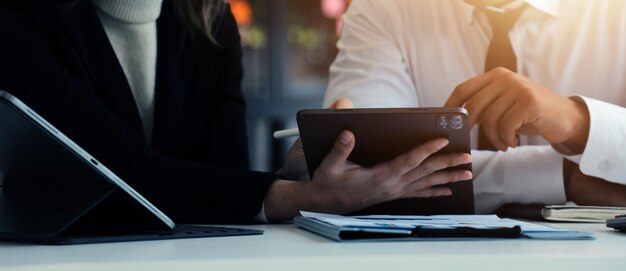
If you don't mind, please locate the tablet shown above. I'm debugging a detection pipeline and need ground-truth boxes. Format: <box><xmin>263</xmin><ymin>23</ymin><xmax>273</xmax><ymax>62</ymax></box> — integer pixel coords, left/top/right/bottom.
<box><xmin>0</xmin><ymin>90</ymin><xmax>262</xmax><ymax>244</ymax></box>
<box><xmin>297</xmin><ymin>107</ymin><xmax>474</xmax><ymax>215</ymax></box>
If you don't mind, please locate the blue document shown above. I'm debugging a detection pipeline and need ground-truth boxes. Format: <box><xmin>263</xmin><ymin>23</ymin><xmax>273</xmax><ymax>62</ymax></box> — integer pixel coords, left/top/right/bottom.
<box><xmin>294</xmin><ymin>212</ymin><xmax>595</xmax><ymax>242</ymax></box>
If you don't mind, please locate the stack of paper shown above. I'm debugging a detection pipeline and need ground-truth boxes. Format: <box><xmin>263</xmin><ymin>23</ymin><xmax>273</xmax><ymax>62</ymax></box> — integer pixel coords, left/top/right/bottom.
<box><xmin>294</xmin><ymin>211</ymin><xmax>595</xmax><ymax>242</ymax></box>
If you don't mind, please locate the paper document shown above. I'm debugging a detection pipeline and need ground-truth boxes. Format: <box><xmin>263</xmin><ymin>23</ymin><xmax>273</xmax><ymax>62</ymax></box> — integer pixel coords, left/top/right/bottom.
<box><xmin>296</xmin><ymin>211</ymin><xmax>595</xmax><ymax>242</ymax></box>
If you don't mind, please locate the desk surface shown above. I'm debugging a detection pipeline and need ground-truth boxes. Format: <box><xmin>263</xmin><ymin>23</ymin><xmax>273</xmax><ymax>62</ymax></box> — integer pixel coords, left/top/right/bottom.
<box><xmin>1</xmin><ymin>222</ymin><xmax>625</xmax><ymax>271</ymax></box>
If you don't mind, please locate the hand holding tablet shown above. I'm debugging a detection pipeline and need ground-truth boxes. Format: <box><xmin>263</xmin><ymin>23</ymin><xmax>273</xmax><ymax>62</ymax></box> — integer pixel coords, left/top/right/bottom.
<box><xmin>294</xmin><ymin>107</ymin><xmax>475</xmax><ymax>215</ymax></box>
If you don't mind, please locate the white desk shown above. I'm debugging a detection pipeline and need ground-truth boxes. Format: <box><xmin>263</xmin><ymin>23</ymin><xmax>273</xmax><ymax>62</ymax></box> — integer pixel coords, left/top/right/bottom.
<box><xmin>1</xmin><ymin>222</ymin><xmax>625</xmax><ymax>271</ymax></box>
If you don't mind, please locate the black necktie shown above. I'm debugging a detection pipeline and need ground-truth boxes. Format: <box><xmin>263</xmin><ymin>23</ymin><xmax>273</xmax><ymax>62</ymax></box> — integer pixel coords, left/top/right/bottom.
<box><xmin>478</xmin><ymin>4</ymin><xmax>528</xmax><ymax>150</ymax></box>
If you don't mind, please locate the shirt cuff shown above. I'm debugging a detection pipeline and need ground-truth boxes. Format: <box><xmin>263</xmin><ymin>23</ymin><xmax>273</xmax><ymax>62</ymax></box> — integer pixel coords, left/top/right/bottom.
<box><xmin>564</xmin><ymin>154</ymin><xmax>582</xmax><ymax>164</ymax></box>
<box><xmin>575</xmin><ymin>96</ymin><xmax>626</xmax><ymax>184</ymax></box>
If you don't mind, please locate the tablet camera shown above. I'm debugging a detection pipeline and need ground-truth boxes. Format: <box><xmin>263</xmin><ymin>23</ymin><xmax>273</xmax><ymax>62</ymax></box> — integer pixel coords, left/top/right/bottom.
<box><xmin>450</xmin><ymin>115</ymin><xmax>463</xmax><ymax>129</ymax></box>
<box><xmin>437</xmin><ymin>115</ymin><xmax>464</xmax><ymax>130</ymax></box>
<box><xmin>437</xmin><ymin>116</ymin><xmax>449</xmax><ymax>129</ymax></box>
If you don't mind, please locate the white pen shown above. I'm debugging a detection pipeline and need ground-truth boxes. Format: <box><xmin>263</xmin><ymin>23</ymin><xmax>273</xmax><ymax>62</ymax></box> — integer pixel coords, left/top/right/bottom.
<box><xmin>273</xmin><ymin>128</ymin><xmax>300</xmax><ymax>139</ymax></box>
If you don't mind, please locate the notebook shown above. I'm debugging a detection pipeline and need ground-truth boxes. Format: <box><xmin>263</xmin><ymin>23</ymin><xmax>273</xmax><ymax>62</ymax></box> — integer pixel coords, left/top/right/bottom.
<box><xmin>542</xmin><ymin>205</ymin><xmax>626</xmax><ymax>222</ymax></box>
<box><xmin>0</xmin><ymin>90</ymin><xmax>262</xmax><ymax>245</ymax></box>
<box><xmin>496</xmin><ymin>203</ymin><xmax>626</xmax><ymax>223</ymax></box>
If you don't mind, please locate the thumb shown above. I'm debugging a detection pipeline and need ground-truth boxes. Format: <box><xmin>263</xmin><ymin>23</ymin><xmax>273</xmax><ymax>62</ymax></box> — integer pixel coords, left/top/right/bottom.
<box><xmin>329</xmin><ymin>98</ymin><xmax>354</xmax><ymax>109</ymax></box>
<box><xmin>291</xmin><ymin>137</ymin><xmax>304</xmax><ymax>153</ymax></box>
<box><xmin>318</xmin><ymin>130</ymin><xmax>355</xmax><ymax>172</ymax></box>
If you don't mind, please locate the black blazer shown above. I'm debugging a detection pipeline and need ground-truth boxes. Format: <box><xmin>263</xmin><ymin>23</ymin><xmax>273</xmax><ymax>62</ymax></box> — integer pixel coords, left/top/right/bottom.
<box><xmin>0</xmin><ymin>0</ymin><xmax>276</xmax><ymax>223</ymax></box>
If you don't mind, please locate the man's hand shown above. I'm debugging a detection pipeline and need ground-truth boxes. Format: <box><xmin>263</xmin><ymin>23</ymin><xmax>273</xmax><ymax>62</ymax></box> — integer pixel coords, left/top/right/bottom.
<box><xmin>267</xmin><ymin>98</ymin><xmax>473</xmax><ymax>221</ymax></box>
<box><xmin>305</xmin><ymin>133</ymin><xmax>472</xmax><ymax>213</ymax></box>
<box><xmin>445</xmin><ymin>68</ymin><xmax>590</xmax><ymax>154</ymax></box>
<box><xmin>279</xmin><ymin>98</ymin><xmax>354</xmax><ymax>181</ymax></box>
<box><xmin>265</xmin><ymin>133</ymin><xmax>473</xmax><ymax>221</ymax></box>
<box><xmin>564</xmin><ymin>159</ymin><xmax>626</xmax><ymax>206</ymax></box>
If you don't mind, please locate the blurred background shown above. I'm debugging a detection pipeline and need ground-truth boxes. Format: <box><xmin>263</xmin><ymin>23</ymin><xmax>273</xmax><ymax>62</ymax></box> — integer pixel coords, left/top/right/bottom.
<box><xmin>226</xmin><ymin>0</ymin><xmax>352</xmax><ymax>172</ymax></box>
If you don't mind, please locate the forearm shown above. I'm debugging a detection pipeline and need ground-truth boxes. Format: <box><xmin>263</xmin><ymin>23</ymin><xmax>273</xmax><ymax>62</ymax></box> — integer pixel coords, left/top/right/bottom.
<box><xmin>552</xmin><ymin>96</ymin><xmax>590</xmax><ymax>155</ymax></box>
<box><xmin>128</xmin><ymin>151</ymin><xmax>276</xmax><ymax>223</ymax></box>
<box><xmin>263</xmin><ymin>180</ymin><xmax>323</xmax><ymax>222</ymax></box>
<box><xmin>564</xmin><ymin>159</ymin><xmax>626</xmax><ymax>206</ymax></box>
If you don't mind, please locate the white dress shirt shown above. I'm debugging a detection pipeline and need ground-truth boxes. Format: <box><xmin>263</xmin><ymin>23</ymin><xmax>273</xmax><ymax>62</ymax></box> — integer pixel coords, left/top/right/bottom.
<box><xmin>324</xmin><ymin>0</ymin><xmax>626</xmax><ymax>213</ymax></box>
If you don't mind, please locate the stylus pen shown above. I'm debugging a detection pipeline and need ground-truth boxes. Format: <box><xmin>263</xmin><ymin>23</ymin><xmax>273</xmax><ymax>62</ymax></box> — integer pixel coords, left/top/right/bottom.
<box><xmin>273</xmin><ymin>128</ymin><xmax>300</xmax><ymax>139</ymax></box>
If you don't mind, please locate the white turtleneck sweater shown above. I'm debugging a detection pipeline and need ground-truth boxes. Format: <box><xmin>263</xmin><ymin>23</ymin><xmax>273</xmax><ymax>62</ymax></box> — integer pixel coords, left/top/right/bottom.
<box><xmin>92</xmin><ymin>0</ymin><xmax>163</xmax><ymax>145</ymax></box>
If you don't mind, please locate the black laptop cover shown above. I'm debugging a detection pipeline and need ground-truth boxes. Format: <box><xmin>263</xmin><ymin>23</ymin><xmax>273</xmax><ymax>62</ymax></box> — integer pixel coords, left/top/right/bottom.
<box><xmin>0</xmin><ymin>91</ymin><xmax>262</xmax><ymax>245</ymax></box>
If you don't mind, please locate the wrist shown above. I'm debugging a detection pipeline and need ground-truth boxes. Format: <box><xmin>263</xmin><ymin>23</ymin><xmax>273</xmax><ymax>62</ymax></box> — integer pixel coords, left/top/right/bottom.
<box><xmin>263</xmin><ymin>179</ymin><xmax>323</xmax><ymax>222</ymax></box>
<box><xmin>263</xmin><ymin>180</ymin><xmax>298</xmax><ymax>222</ymax></box>
<box><xmin>563</xmin><ymin>158</ymin><xmax>626</xmax><ymax>206</ymax></box>
<box><xmin>274</xmin><ymin>169</ymin><xmax>289</xmax><ymax>181</ymax></box>
<box><xmin>553</xmin><ymin>97</ymin><xmax>590</xmax><ymax>155</ymax></box>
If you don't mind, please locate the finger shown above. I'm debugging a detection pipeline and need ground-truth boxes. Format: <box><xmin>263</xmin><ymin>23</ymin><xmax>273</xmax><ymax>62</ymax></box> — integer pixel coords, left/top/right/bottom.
<box><xmin>328</xmin><ymin>98</ymin><xmax>354</xmax><ymax>109</ymax></box>
<box><xmin>461</xmin><ymin>79</ymin><xmax>508</xmax><ymax>127</ymax></box>
<box><xmin>375</xmin><ymin>138</ymin><xmax>449</xmax><ymax>177</ymax></box>
<box><xmin>317</xmin><ymin>130</ymin><xmax>355</xmax><ymax>173</ymax></box>
<box><xmin>481</xmin><ymin>110</ymin><xmax>506</xmax><ymax>151</ymax></box>
<box><xmin>290</xmin><ymin>137</ymin><xmax>304</xmax><ymax>153</ymax></box>
<box><xmin>405</xmin><ymin>169</ymin><xmax>473</xmax><ymax>192</ymax></box>
<box><xmin>403</xmin><ymin>187</ymin><xmax>453</xmax><ymax>198</ymax></box>
<box><xmin>402</xmin><ymin>170</ymin><xmax>473</xmax><ymax>198</ymax></box>
<box><xmin>479</xmin><ymin>89</ymin><xmax>518</xmax><ymax>151</ymax></box>
<box><xmin>498</xmin><ymin>102</ymin><xmax>530</xmax><ymax>148</ymax></box>
<box><xmin>402</xmin><ymin>153</ymin><xmax>472</xmax><ymax>182</ymax></box>
<box><xmin>444</xmin><ymin>72</ymin><xmax>497</xmax><ymax>108</ymax></box>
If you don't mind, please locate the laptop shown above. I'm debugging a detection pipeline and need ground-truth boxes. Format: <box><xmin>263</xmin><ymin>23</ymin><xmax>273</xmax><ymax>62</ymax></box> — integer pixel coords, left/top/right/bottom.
<box><xmin>0</xmin><ymin>90</ymin><xmax>262</xmax><ymax>245</ymax></box>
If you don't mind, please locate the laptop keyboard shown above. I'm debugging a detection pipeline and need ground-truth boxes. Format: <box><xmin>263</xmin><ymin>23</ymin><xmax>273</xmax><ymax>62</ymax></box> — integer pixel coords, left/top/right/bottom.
<box><xmin>168</xmin><ymin>224</ymin><xmax>262</xmax><ymax>237</ymax></box>
<box><xmin>48</xmin><ymin>224</ymin><xmax>263</xmax><ymax>245</ymax></box>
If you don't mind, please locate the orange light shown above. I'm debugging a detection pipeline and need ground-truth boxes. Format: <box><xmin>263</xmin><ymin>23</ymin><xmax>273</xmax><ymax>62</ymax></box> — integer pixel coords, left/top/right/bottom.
<box><xmin>228</xmin><ymin>0</ymin><xmax>253</xmax><ymax>27</ymax></box>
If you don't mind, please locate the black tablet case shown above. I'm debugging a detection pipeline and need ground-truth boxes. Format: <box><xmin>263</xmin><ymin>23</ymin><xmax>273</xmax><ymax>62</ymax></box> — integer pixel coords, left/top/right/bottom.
<box><xmin>297</xmin><ymin>108</ymin><xmax>474</xmax><ymax>215</ymax></box>
<box><xmin>0</xmin><ymin>91</ymin><xmax>261</xmax><ymax>245</ymax></box>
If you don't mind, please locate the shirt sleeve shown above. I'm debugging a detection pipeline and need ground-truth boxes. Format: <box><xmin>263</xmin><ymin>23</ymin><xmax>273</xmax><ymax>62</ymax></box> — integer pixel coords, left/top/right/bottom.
<box><xmin>472</xmin><ymin>146</ymin><xmax>567</xmax><ymax>213</ymax></box>
<box><xmin>323</xmin><ymin>0</ymin><xmax>419</xmax><ymax>108</ymax></box>
<box><xmin>575</xmin><ymin>96</ymin><xmax>626</xmax><ymax>184</ymax></box>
